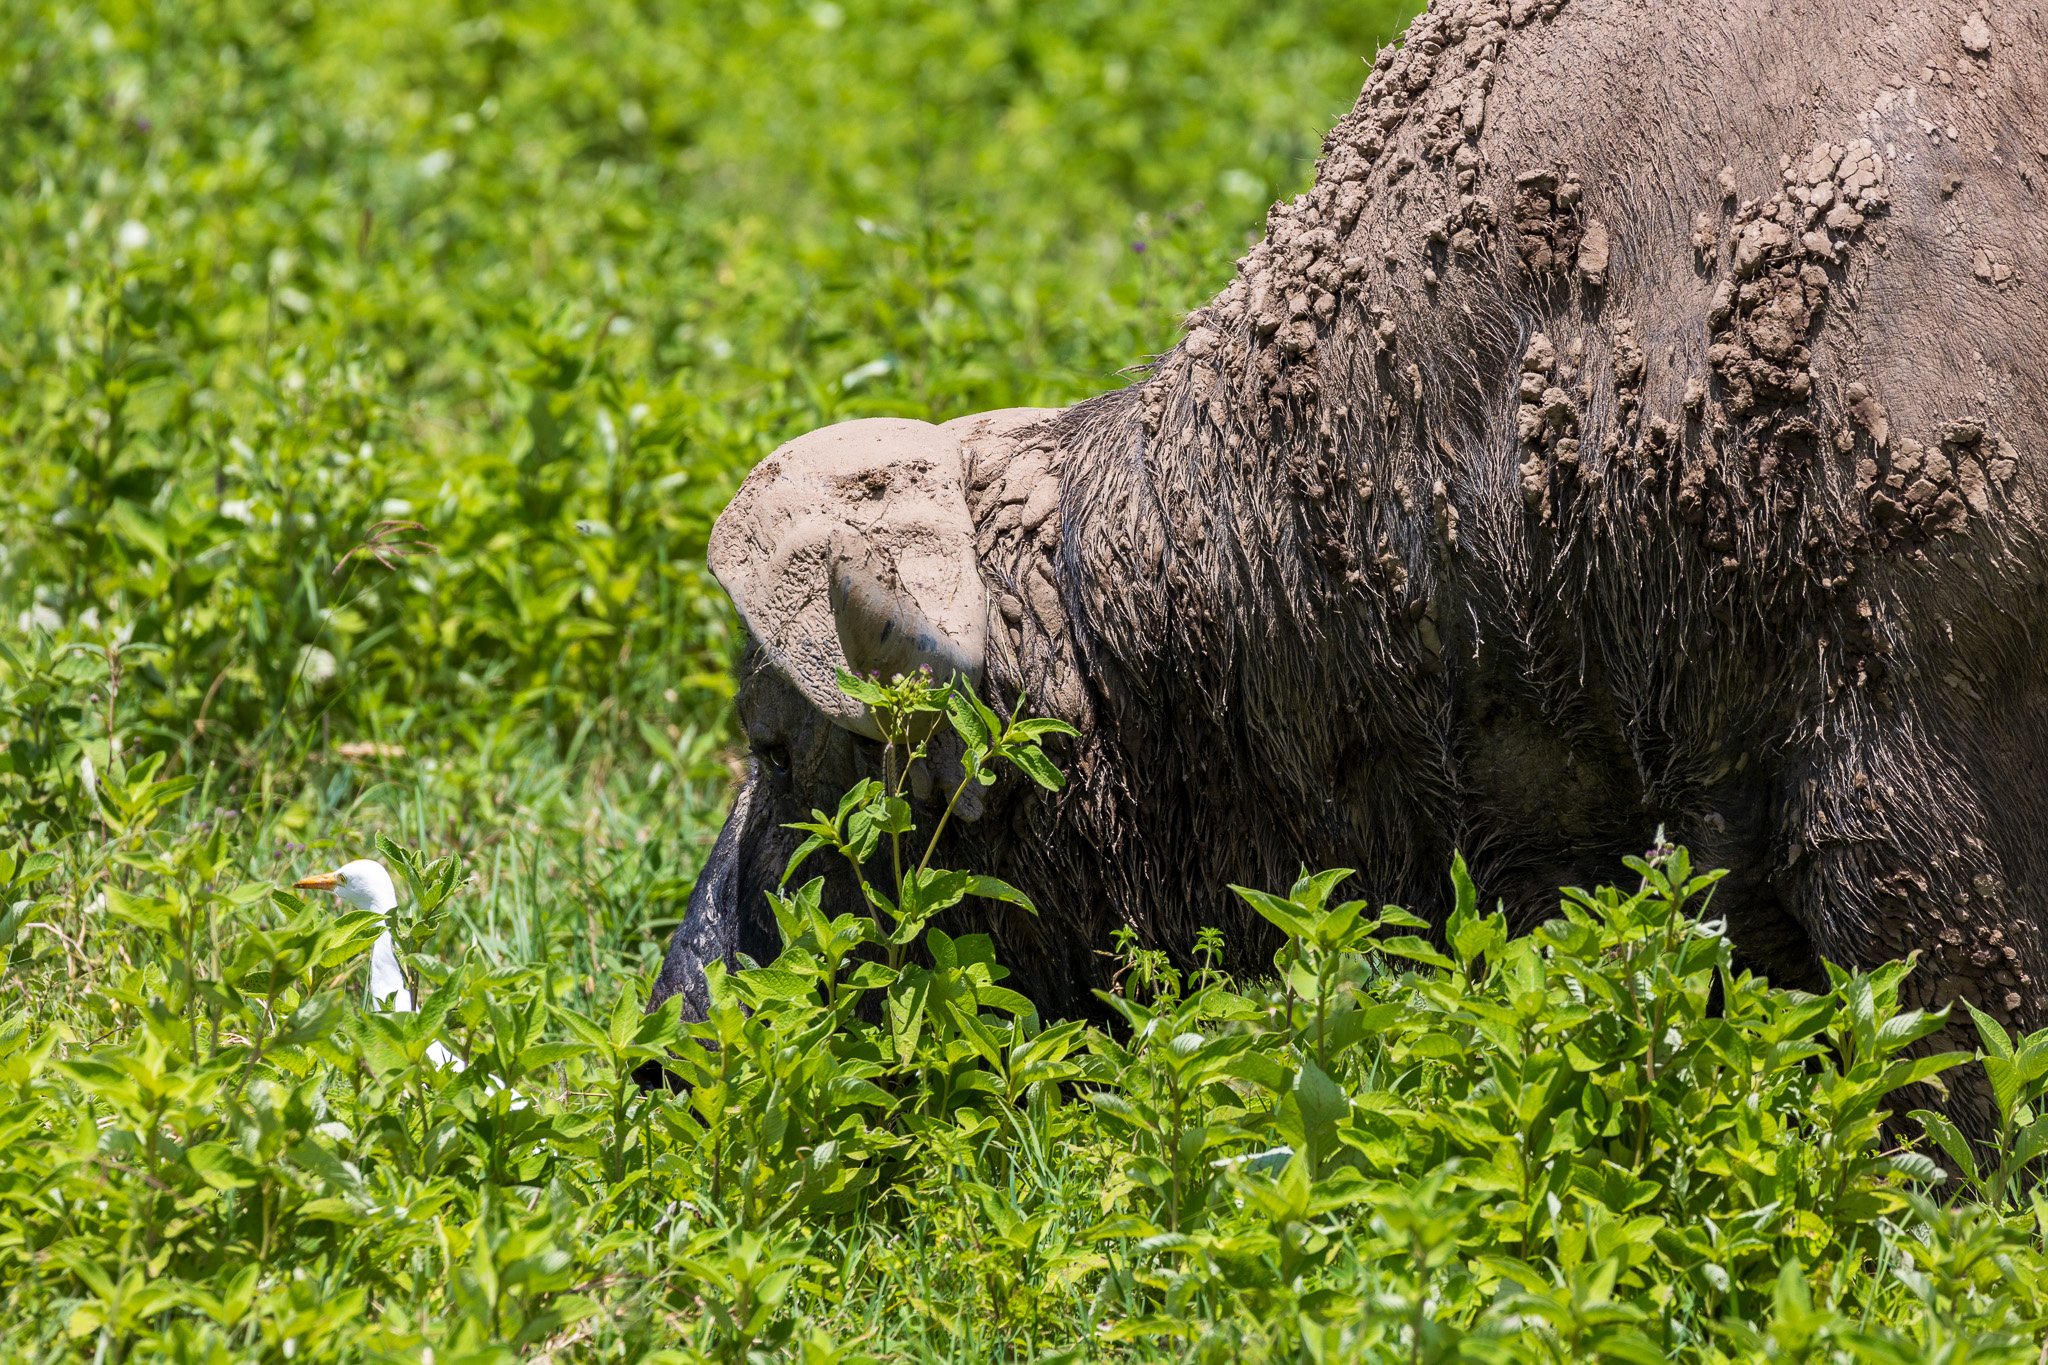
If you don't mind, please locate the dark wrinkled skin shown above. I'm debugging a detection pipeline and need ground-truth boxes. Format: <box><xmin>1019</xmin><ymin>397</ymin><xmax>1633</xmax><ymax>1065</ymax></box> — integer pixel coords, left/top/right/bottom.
<box><xmin>642</xmin><ymin>652</ymin><xmax>858</xmax><ymax>1021</ymax></box>
<box><xmin>648</xmin><ymin>0</ymin><xmax>2048</xmax><ymax>1131</ymax></box>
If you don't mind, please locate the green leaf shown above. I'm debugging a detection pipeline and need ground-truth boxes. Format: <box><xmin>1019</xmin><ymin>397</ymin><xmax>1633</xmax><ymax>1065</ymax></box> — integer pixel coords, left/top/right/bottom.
<box><xmin>1378</xmin><ymin>905</ymin><xmax>1430</xmax><ymax>930</ymax></box>
<box><xmin>944</xmin><ymin>685</ymin><xmax>989</xmax><ymax>747</ymax></box>
<box><xmin>556</xmin><ymin>1007</ymin><xmax>609</xmax><ymax>1050</ymax></box>
<box><xmin>275</xmin><ymin>993</ymin><xmax>346</xmax><ymax>1047</ymax></box>
<box><xmin>1377</xmin><ymin>936</ymin><xmax>1455</xmax><ymax>972</ymax></box>
<box><xmin>1292</xmin><ymin>1060</ymin><xmax>1348</xmax><ymax>1170</ymax></box>
<box><xmin>1004</xmin><ymin>745</ymin><xmax>1065</xmax><ymax>791</ymax></box>
<box><xmin>782</xmin><ymin>833</ymin><xmax>831</xmax><ymax>886</ymax></box>
<box><xmin>102</xmin><ymin>885</ymin><xmax>177</xmax><ymax>933</ymax></box>
<box><xmin>1884</xmin><ymin>1151</ymin><xmax>1944</xmax><ymax>1185</ymax></box>
<box><xmin>2009</xmin><ymin>1114</ymin><xmax>2048</xmax><ymax>1172</ymax></box>
<box><xmin>902</xmin><ymin>868</ymin><xmax>973</xmax><ymax>922</ymax></box>
<box><xmin>1450</xmin><ymin>850</ymin><xmax>1478</xmax><ymax>922</ymax></box>
<box><xmin>834</xmin><ymin>668</ymin><xmax>890</xmax><ymax>705</ymax></box>
<box><xmin>1008</xmin><ymin>717</ymin><xmax>1080</xmax><ymax>740</ymax></box>
<box><xmin>185</xmin><ymin>1142</ymin><xmax>262</xmax><ymax>1191</ymax></box>
<box><xmin>519</xmin><ymin>1042</ymin><xmax>589</xmax><ymax>1071</ymax></box>
<box><xmin>965</xmin><ymin>875</ymin><xmax>1036</xmax><ymax>915</ymax></box>
<box><xmin>743</xmin><ymin>967</ymin><xmax>818</xmax><ymax>1003</ymax></box>
<box><xmin>1878</xmin><ymin>1051</ymin><xmax>1969</xmax><ymax>1097</ymax></box>
<box><xmin>107</xmin><ymin>499</ymin><xmax>170</xmax><ymax>562</ymax></box>
<box><xmin>1910</xmin><ymin>1109</ymin><xmax>1979</xmax><ymax>1184</ymax></box>
<box><xmin>1963</xmin><ymin>998</ymin><xmax>2013</xmax><ymax>1060</ymax></box>
<box><xmin>1232</xmin><ymin>885</ymin><xmax>1310</xmax><ymax>940</ymax></box>
<box><xmin>12</xmin><ymin>852</ymin><xmax>58</xmax><ymax>886</ymax></box>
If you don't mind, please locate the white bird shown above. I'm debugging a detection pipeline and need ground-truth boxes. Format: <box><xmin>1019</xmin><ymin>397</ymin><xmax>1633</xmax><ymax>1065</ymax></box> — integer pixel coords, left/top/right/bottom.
<box><xmin>295</xmin><ymin>858</ymin><xmax>461</xmax><ymax>1069</ymax></box>
<box><xmin>296</xmin><ymin>857</ymin><xmax>528</xmax><ymax>1108</ymax></box>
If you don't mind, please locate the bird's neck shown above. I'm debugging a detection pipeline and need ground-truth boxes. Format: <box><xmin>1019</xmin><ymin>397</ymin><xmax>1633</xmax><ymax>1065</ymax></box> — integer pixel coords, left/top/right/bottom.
<box><xmin>368</xmin><ymin>929</ymin><xmax>412</xmax><ymax>1011</ymax></box>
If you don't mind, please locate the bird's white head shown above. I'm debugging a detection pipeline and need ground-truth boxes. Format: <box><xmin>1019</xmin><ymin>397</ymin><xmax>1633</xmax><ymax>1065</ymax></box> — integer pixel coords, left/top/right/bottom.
<box><xmin>294</xmin><ymin>858</ymin><xmax>399</xmax><ymax>916</ymax></box>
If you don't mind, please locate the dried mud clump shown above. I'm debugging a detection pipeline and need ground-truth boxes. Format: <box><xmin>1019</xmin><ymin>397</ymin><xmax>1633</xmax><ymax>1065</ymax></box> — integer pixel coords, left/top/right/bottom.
<box><xmin>1220</xmin><ymin>202</ymin><xmax>1353</xmax><ymax>407</ymax></box>
<box><xmin>1970</xmin><ymin>245</ymin><xmax>2022</xmax><ymax>290</ymax></box>
<box><xmin>1959</xmin><ymin>11</ymin><xmax>1994</xmax><ymax>59</ymax></box>
<box><xmin>1515</xmin><ymin>331</ymin><xmax>1583</xmax><ymax>520</ymax></box>
<box><xmin>1577</xmin><ymin>217</ymin><xmax>1611</xmax><ymax>288</ymax></box>
<box><xmin>1203</xmin><ymin>0</ymin><xmax>1565</xmax><ymax>409</ymax></box>
<box><xmin>1704</xmin><ymin>140</ymin><xmax>1887</xmax><ymax>422</ymax></box>
<box><xmin>1510</xmin><ymin>169</ymin><xmax>1583</xmax><ymax>275</ymax></box>
<box><xmin>1856</xmin><ymin>421</ymin><xmax>2019</xmax><ymax>548</ymax></box>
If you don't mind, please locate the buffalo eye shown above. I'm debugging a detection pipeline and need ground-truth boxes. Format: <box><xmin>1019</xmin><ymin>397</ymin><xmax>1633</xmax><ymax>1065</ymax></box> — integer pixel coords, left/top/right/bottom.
<box><xmin>758</xmin><ymin>743</ymin><xmax>791</xmax><ymax>777</ymax></box>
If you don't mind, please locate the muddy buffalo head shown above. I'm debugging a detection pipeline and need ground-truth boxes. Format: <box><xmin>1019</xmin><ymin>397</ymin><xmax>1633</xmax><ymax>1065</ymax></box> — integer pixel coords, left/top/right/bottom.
<box><xmin>640</xmin><ymin>412</ymin><xmax>1056</xmax><ymax>1047</ymax></box>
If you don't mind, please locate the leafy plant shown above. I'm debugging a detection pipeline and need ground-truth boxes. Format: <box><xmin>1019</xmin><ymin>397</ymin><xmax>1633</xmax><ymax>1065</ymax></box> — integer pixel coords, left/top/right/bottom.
<box><xmin>9</xmin><ymin>0</ymin><xmax>2048</xmax><ymax>1359</ymax></box>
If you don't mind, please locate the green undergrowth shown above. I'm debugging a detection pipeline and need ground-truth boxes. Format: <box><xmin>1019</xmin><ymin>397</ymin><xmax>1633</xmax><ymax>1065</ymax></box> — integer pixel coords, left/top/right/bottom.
<box><xmin>2</xmin><ymin>0</ymin><xmax>1402</xmax><ymax>768</ymax></box>
<box><xmin>11</xmin><ymin>0</ymin><xmax>2048</xmax><ymax>1359</ymax></box>
<box><xmin>7</xmin><ymin>673</ymin><xmax>2048</xmax><ymax>1362</ymax></box>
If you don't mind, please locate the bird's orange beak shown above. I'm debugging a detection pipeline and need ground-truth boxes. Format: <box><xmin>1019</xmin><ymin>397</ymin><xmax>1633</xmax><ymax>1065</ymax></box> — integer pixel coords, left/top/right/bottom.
<box><xmin>294</xmin><ymin>871</ymin><xmax>340</xmax><ymax>891</ymax></box>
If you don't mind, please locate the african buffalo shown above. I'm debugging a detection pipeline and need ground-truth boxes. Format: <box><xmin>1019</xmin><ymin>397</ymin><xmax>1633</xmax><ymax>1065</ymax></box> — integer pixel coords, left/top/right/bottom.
<box><xmin>648</xmin><ymin>0</ymin><xmax>2048</xmax><ymax>1127</ymax></box>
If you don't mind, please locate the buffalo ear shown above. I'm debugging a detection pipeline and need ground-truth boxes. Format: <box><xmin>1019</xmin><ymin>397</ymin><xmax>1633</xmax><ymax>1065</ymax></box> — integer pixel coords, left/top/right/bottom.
<box><xmin>707</xmin><ymin>417</ymin><xmax>989</xmax><ymax>739</ymax></box>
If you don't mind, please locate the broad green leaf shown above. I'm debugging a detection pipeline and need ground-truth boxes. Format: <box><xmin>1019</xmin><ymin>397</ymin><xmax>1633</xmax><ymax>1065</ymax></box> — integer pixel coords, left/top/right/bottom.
<box><xmin>1004</xmin><ymin>745</ymin><xmax>1065</xmax><ymax>790</ymax></box>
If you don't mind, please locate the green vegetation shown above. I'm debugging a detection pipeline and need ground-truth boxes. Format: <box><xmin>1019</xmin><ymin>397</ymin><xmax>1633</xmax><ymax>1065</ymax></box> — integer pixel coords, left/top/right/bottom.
<box><xmin>7</xmin><ymin>1</ymin><xmax>2048</xmax><ymax>1360</ymax></box>
<box><xmin>12</xmin><ymin>671</ymin><xmax>2048</xmax><ymax>1363</ymax></box>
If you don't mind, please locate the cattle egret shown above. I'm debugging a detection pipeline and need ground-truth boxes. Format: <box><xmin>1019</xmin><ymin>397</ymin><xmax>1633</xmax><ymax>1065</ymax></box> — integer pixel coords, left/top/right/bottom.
<box><xmin>295</xmin><ymin>858</ymin><xmax>459</xmax><ymax>1069</ymax></box>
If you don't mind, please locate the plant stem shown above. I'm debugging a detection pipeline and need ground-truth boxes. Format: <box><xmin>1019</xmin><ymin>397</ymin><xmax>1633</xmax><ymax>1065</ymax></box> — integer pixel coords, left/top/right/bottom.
<box><xmin>917</xmin><ymin>765</ymin><xmax>980</xmax><ymax>878</ymax></box>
